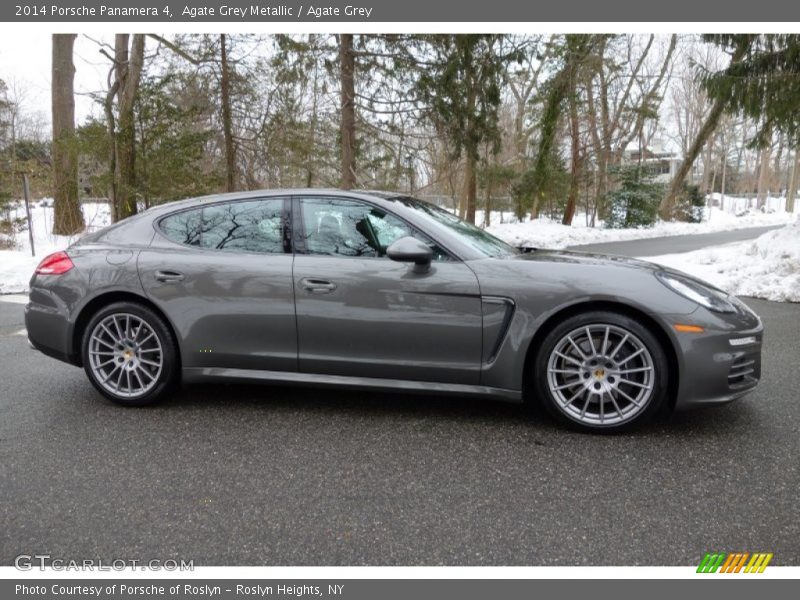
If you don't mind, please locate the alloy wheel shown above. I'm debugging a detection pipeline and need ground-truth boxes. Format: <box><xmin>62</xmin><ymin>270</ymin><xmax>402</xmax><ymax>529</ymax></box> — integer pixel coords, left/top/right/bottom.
<box><xmin>546</xmin><ymin>323</ymin><xmax>656</xmax><ymax>426</ymax></box>
<box><xmin>87</xmin><ymin>313</ymin><xmax>163</xmax><ymax>399</ymax></box>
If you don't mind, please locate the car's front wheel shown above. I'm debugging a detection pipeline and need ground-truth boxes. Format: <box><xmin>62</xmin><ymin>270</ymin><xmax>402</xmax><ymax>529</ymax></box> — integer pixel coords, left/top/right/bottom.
<box><xmin>81</xmin><ymin>302</ymin><xmax>177</xmax><ymax>406</ymax></box>
<box><xmin>534</xmin><ymin>311</ymin><xmax>669</xmax><ymax>432</ymax></box>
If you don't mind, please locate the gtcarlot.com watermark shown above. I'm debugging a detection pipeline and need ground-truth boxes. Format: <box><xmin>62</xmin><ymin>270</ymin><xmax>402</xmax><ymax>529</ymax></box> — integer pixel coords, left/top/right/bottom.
<box><xmin>14</xmin><ymin>554</ymin><xmax>194</xmax><ymax>571</ymax></box>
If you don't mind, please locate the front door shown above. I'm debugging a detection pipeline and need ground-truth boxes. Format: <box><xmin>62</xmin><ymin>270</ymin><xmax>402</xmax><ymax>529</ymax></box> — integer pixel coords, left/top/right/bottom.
<box><xmin>292</xmin><ymin>196</ymin><xmax>482</xmax><ymax>385</ymax></box>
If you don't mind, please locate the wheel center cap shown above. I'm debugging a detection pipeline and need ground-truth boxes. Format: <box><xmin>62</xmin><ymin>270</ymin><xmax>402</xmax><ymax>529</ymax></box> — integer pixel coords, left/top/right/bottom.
<box><xmin>123</xmin><ymin>349</ymin><xmax>133</xmax><ymax>361</ymax></box>
<box><xmin>594</xmin><ymin>368</ymin><xmax>605</xmax><ymax>379</ymax></box>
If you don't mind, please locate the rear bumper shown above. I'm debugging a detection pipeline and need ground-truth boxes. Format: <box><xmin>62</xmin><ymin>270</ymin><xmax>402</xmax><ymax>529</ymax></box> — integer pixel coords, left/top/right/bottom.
<box><xmin>24</xmin><ymin>286</ymin><xmax>78</xmax><ymax>365</ymax></box>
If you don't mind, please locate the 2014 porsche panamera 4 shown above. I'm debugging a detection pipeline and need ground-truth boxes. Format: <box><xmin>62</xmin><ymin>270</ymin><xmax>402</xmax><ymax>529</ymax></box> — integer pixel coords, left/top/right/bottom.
<box><xmin>25</xmin><ymin>190</ymin><xmax>763</xmax><ymax>432</ymax></box>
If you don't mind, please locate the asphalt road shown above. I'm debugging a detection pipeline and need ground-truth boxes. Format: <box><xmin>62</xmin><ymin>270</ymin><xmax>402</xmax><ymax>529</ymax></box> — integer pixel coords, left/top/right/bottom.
<box><xmin>0</xmin><ymin>298</ymin><xmax>798</xmax><ymax>566</ymax></box>
<box><xmin>566</xmin><ymin>225</ymin><xmax>782</xmax><ymax>256</ymax></box>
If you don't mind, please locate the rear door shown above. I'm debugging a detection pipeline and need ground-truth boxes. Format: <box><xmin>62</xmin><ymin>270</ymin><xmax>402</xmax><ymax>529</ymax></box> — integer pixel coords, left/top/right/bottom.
<box><xmin>291</xmin><ymin>195</ymin><xmax>483</xmax><ymax>384</ymax></box>
<box><xmin>138</xmin><ymin>197</ymin><xmax>297</xmax><ymax>372</ymax></box>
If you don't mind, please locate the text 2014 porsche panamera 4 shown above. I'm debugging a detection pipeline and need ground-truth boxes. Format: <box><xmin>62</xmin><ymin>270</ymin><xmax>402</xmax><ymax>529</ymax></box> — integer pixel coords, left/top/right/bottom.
<box><xmin>25</xmin><ymin>190</ymin><xmax>763</xmax><ymax>432</ymax></box>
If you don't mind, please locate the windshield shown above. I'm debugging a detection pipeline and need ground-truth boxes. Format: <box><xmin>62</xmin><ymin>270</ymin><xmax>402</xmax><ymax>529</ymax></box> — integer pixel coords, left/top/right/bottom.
<box><xmin>389</xmin><ymin>197</ymin><xmax>519</xmax><ymax>258</ymax></box>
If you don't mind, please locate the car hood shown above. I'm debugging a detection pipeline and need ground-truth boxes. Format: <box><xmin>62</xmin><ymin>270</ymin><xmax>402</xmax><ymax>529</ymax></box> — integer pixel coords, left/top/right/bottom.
<box><xmin>506</xmin><ymin>248</ymin><xmax>728</xmax><ymax>294</ymax></box>
<box><xmin>510</xmin><ymin>248</ymin><xmax>661</xmax><ymax>270</ymax></box>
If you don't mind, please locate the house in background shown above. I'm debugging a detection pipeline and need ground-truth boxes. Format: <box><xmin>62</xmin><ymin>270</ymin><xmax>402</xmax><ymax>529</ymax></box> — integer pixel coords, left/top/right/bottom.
<box><xmin>622</xmin><ymin>142</ymin><xmax>688</xmax><ymax>184</ymax></box>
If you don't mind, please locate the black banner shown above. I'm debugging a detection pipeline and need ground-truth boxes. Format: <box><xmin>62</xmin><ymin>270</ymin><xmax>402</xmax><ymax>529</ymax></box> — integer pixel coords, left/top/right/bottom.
<box><xmin>3</xmin><ymin>0</ymin><xmax>800</xmax><ymax>22</ymax></box>
<box><xmin>4</xmin><ymin>579</ymin><xmax>797</xmax><ymax>600</ymax></box>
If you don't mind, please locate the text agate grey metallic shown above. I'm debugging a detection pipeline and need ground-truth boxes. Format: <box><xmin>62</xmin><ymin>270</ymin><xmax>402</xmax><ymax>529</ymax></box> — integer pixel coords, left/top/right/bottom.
<box><xmin>5</xmin><ymin>0</ymin><xmax>798</xmax><ymax>22</ymax></box>
<box><xmin>25</xmin><ymin>189</ymin><xmax>763</xmax><ymax>432</ymax></box>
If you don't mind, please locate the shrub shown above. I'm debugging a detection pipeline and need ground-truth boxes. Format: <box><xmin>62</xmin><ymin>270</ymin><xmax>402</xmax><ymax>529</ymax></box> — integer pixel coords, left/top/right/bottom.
<box><xmin>604</xmin><ymin>166</ymin><xmax>664</xmax><ymax>229</ymax></box>
<box><xmin>673</xmin><ymin>183</ymin><xmax>706</xmax><ymax>223</ymax></box>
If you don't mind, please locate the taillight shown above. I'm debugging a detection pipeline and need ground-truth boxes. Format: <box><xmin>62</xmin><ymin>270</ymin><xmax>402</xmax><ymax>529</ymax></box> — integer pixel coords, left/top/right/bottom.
<box><xmin>35</xmin><ymin>251</ymin><xmax>74</xmax><ymax>275</ymax></box>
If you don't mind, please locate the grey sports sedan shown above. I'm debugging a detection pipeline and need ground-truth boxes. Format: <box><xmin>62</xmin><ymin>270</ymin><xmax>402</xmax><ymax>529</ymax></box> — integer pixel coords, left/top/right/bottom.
<box><xmin>25</xmin><ymin>190</ymin><xmax>763</xmax><ymax>432</ymax></box>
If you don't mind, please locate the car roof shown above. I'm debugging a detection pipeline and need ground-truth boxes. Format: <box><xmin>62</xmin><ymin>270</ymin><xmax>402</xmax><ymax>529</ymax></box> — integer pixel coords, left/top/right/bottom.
<box><xmin>120</xmin><ymin>189</ymin><xmax>487</xmax><ymax>261</ymax></box>
<box><xmin>145</xmin><ymin>188</ymin><xmax>407</xmax><ymax>213</ymax></box>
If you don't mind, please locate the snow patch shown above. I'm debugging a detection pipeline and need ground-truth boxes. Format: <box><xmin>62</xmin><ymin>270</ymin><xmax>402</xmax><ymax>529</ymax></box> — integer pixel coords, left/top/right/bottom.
<box><xmin>642</xmin><ymin>220</ymin><xmax>800</xmax><ymax>303</ymax></box>
<box><xmin>0</xmin><ymin>201</ymin><xmax>110</xmax><ymax>294</ymax></box>
<box><xmin>488</xmin><ymin>206</ymin><xmax>797</xmax><ymax>250</ymax></box>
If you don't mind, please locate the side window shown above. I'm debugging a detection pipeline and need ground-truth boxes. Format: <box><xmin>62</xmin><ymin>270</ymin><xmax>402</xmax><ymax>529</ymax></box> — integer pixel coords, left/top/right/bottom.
<box><xmin>160</xmin><ymin>209</ymin><xmax>202</xmax><ymax>246</ymax></box>
<box><xmin>160</xmin><ymin>199</ymin><xmax>285</xmax><ymax>254</ymax></box>
<box><xmin>300</xmin><ymin>198</ymin><xmax>450</xmax><ymax>260</ymax></box>
<box><xmin>201</xmin><ymin>199</ymin><xmax>283</xmax><ymax>253</ymax></box>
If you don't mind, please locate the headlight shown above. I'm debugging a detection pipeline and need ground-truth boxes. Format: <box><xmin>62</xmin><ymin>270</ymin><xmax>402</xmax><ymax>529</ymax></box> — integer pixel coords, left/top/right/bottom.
<box><xmin>655</xmin><ymin>271</ymin><xmax>735</xmax><ymax>313</ymax></box>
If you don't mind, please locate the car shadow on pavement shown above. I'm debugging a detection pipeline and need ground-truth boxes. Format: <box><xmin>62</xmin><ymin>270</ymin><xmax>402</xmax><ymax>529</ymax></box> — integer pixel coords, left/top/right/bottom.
<box><xmin>153</xmin><ymin>380</ymin><xmax>763</xmax><ymax>441</ymax></box>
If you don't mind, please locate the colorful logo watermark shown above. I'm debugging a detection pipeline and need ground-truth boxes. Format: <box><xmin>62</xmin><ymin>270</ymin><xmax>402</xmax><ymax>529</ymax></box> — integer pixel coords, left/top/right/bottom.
<box><xmin>697</xmin><ymin>552</ymin><xmax>773</xmax><ymax>573</ymax></box>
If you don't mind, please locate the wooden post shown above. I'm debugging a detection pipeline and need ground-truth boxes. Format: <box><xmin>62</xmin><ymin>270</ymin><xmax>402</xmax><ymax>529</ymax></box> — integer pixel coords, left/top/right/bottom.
<box><xmin>22</xmin><ymin>173</ymin><xmax>35</xmax><ymax>257</ymax></box>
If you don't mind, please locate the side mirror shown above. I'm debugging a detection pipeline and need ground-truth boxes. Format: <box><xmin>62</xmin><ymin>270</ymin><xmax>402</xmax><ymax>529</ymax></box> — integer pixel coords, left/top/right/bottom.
<box><xmin>387</xmin><ymin>236</ymin><xmax>433</xmax><ymax>272</ymax></box>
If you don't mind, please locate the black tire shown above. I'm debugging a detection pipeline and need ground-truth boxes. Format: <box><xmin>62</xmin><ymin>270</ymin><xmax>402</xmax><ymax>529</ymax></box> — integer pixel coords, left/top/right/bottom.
<box><xmin>81</xmin><ymin>301</ymin><xmax>178</xmax><ymax>406</ymax></box>
<box><xmin>532</xmin><ymin>311</ymin><xmax>669</xmax><ymax>433</ymax></box>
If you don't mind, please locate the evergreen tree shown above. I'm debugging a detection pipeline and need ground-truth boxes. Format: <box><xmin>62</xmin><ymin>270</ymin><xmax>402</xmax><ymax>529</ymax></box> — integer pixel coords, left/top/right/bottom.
<box><xmin>0</xmin><ymin>78</ymin><xmax>11</xmax><ymax>206</ymax></box>
<box><xmin>134</xmin><ymin>73</ymin><xmax>221</xmax><ymax>205</ymax></box>
<box><xmin>662</xmin><ymin>34</ymin><xmax>800</xmax><ymax>218</ymax></box>
<box><xmin>605</xmin><ymin>165</ymin><xmax>663</xmax><ymax>229</ymax></box>
<box><xmin>0</xmin><ymin>78</ymin><xmax>16</xmax><ymax>247</ymax></box>
<box><xmin>702</xmin><ymin>34</ymin><xmax>800</xmax><ymax>146</ymax></box>
<box><xmin>414</xmin><ymin>35</ymin><xmax>522</xmax><ymax>223</ymax></box>
<box><xmin>529</xmin><ymin>35</ymin><xmax>601</xmax><ymax>219</ymax></box>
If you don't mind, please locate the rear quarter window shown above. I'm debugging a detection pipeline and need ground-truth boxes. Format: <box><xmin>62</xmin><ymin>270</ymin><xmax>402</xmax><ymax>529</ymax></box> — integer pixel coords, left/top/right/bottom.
<box><xmin>160</xmin><ymin>209</ymin><xmax>202</xmax><ymax>246</ymax></box>
<box><xmin>158</xmin><ymin>199</ymin><xmax>285</xmax><ymax>254</ymax></box>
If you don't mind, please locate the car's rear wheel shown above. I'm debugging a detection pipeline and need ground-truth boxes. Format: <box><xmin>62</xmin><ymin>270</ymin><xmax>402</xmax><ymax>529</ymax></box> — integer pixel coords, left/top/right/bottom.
<box><xmin>534</xmin><ymin>311</ymin><xmax>669</xmax><ymax>432</ymax></box>
<box><xmin>81</xmin><ymin>302</ymin><xmax>177</xmax><ymax>406</ymax></box>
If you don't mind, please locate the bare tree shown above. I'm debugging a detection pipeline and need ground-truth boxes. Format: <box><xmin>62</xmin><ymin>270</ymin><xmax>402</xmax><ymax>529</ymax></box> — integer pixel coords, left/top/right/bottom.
<box><xmin>562</xmin><ymin>86</ymin><xmax>583</xmax><ymax>226</ymax></box>
<box><xmin>220</xmin><ymin>34</ymin><xmax>236</xmax><ymax>192</ymax></box>
<box><xmin>660</xmin><ymin>39</ymin><xmax>750</xmax><ymax>219</ymax></box>
<box><xmin>51</xmin><ymin>34</ymin><xmax>85</xmax><ymax>235</ymax></box>
<box><xmin>504</xmin><ymin>35</ymin><xmax>550</xmax><ymax>172</ymax></box>
<box><xmin>584</xmin><ymin>34</ymin><xmax>677</xmax><ymax>221</ymax></box>
<box><xmin>339</xmin><ymin>34</ymin><xmax>356</xmax><ymax>189</ymax></box>
<box><xmin>110</xmin><ymin>34</ymin><xmax>146</xmax><ymax>221</ymax></box>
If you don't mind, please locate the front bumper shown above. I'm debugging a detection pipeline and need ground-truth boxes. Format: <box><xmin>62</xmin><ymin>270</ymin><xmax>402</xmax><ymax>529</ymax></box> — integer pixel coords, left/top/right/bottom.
<box><xmin>672</xmin><ymin>302</ymin><xmax>763</xmax><ymax>410</ymax></box>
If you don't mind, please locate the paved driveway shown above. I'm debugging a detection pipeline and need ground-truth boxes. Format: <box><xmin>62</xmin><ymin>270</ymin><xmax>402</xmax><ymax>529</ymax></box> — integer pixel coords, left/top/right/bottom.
<box><xmin>566</xmin><ymin>225</ymin><xmax>781</xmax><ymax>256</ymax></box>
<box><xmin>0</xmin><ymin>297</ymin><xmax>797</xmax><ymax>565</ymax></box>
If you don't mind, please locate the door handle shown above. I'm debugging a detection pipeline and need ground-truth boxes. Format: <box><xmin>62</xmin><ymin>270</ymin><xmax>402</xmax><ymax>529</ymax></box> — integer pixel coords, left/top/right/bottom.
<box><xmin>300</xmin><ymin>277</ymin><xmax>337</xmax><ymax>293</ymax></box>
<box><xmin>154</xmin><ymin>270</ymin><xmax>185</xmax><ymax>283</ymax></box>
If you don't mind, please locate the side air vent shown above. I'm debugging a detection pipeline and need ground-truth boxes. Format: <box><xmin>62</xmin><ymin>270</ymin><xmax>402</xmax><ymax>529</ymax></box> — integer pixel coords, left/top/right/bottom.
<box><xmin>728</xmin><ymin>356</ymin><xmax>758</xmax><ymax>388</ymax></box>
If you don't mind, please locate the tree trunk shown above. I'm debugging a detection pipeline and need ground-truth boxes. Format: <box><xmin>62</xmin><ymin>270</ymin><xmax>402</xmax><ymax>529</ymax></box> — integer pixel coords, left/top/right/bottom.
<box><xmin>306</xmin><ymin>52</ymin><xmax>320</xmax><ymax>188</ymax></box>
<box><xmin>138</xmin><ymin>110</ymin><xmax>149</xmax><ymax>210</ymax></box>
<box><xmin>483</xmin><ymin>153</ymin><xmax>493</xmax><ymax>228</ymax></box>
<box><xmin>462</xmin><ymin>68</ymin><xmax>478</xmax><ymax>224</ymax></box>
<box><xmin>114</xmin><ymin>34</ymin><xmax>146</xmax><ymax>221</ymax></box>
<box><xmin>661</xmin><ymin>101</ymin><xmax>729</xmax><ymax>219</ymax></box>
<box><xmin>463</xmin><ymin>154</ymin><xmax>477</xmax><ymax>225</ymax></box>
<box><xmin>756</xmin><ymin>140</ymin><xmax>771</xmax><ymax>209</ymax></box>
<box><xmin>220</xmin><ymin>34</ymin><xmax>236</xmax><ymax>192</ymax></box>
<box><xmin>774</xmin><ymin>139</ymin><xmax>784</xmax><ymax>190</ymax></box>
<box><xmin>562</xmin><ymin>84</ymin><xmax>581</xmax><ymax>226</ymax></box>
<box><xmin>531</xmin><ymin>35</ymin><xmax>596</xmax><ymax>219</ymax></box>
<box><xmin>51</xmin><ymin>34</ymin><xmax>84</xmax><ymax>235</ymax></box>
<box><xmin>660</xmin><ymin>41</ymin><xmax>749</xmax><ymax>220</ymax></box>
<box><xmin>718</xmin><ymin>132</ymin><xmax>727</xmax><ymax>211</ymax></box>
<box><xmin>786</xmin><ymin>151</ymin><xmax>799</xmax><ymax>214</ymax></box>
<box><xmin>530</xmin><ymin>68</ymin><xmax>570</xmax><ymax>220</ymax></box>
<box><xmin>339</xmin><ymin>34</ymin><xmax>356</xmax><ymax>189</ymax></box>
<box><xmin>701</xmin><ymin>140</ymin><xmax>715</xmax><ymax>194</ymax></box>
<box><xmin>103</xmin><ymin>79</ymin><xmax>118</xmax><ymax>221</ymax></box>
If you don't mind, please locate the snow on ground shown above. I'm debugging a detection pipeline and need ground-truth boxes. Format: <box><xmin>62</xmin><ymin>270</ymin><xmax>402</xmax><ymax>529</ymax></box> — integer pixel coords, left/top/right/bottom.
<box><xmin>487</xmin><ymin>206</ymin><xmax>797</xmax><ymax>250</ymax></box>
<box><xmin>641</xmin><ymin>220</ymin><xmax>800</xmax><ymax>303</ymax></box>
<box><xmin>0</xmin><ymin>200</ymin><xmax>111</xmax><ymax>294</ymax></box>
